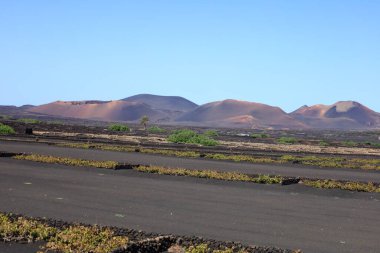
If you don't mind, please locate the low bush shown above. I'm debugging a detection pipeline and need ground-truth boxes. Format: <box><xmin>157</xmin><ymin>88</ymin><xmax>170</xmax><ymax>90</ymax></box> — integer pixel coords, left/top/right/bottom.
<box><xmin>168</xmin><ymin>129</ymin><xmax>218</xmax><ymax>146</ymax></box>
<box><xmin>369</xmin><ymin>143</ymin><xmax>380</xmax><ymax>148</ymax></box>
<box><xmin>251</xmin><ymin>133</ymin><xmax>270</xmax><ymax>139</ymax></box>
<box><xmin>108</xmin><ymin>124</ymin><xmax>130</xmax><ymax>132</ymax></box>
<box><xmin>0</xmin><ymin>114</ymin><xmax>11</xmax><ymax>120</ymax></box>
<box><xmin>47</xmin><ymin>120</ymin><xmax>65</xmax><ymax>125</ymax></box>
<box><xmin>203</xmin><ymin>130</ymin><xmax>219</xmax><ymax>137</ymax></box>
<box><xmin>318</xmin><ymin>141</ymin><xmax>329</xmax><ymax>146</ymax></box>
<box><xmin>0</xmin><ymin>123</ymin><xmax>15</xmax><ymax>135</ymax></box>
<box><xmin>341</xmin><ymin>141</ymin><xmax>358</xmax><ymax>147</ymax></box>
<box><xmin>148</xmin><ymin>126</ymin><xmax>165</xmax><ymax>134</ymax></box>
<box><xmin>277</xmin><ymin>137</ymin><xmax>298</xmax><ymax>144</ymax></box>
<box><xmin>17</xmin><ymin>118</ymin><xmax>41</xmax><ymax>124</ymax></box>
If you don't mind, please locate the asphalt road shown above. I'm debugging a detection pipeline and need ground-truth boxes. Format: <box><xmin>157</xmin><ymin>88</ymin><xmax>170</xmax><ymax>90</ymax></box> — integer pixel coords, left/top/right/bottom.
<box><xmin>1</xmin><ymin>140</ymin><xmax>380</xmax><ymax>183</ymax></box>
<box><xmin>1</xmin><ymin>158</ymin><xmax>379</xmax><ymax>253</ymax></box>
<box><xmin>0</xmin><ymin>242</ymin><xmax>43</xmax><ymax>253</ymax></box>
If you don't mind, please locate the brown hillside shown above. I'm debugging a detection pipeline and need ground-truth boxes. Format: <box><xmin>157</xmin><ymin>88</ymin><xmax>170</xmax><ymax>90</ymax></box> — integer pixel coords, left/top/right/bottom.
<box><xmin>291</xmin><ymin>101</ymin><xmax>380</xmax><ymax>128</ymax></box>
<box><xmin>177</xmin><ymin>99</ymin><xmax>306</xmax><ymax>129</ymax></box>
<box><xmin>27</xmin><ymin>100</ymin><xmax>169</xmax><ymax>122</ymax></box>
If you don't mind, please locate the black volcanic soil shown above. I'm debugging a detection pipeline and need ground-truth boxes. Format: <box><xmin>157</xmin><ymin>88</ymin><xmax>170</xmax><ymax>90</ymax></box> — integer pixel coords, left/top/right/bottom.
<box><xmin>1</xmin><ymin>119</ymin><xmax>380</xmax><ymax>160</ymax></box>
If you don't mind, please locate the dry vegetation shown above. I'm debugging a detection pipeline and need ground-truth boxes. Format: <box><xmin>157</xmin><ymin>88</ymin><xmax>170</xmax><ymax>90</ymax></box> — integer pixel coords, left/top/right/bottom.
<box><xmin>1</xmin><ymin>212</ymin><xmax>299</xmax><ymax>253</ymax></box>
<box><xmin>185</xmin><ymin>244</ymin><xmax>246</xmax><ymax>253</ymax></box>
<box><xmin>0</xmin><ymin>213</ymin><xmax>128</xmax><ymax>253</ymax></box>
<box><xmin>302</xmin><ymin>179</ymin><xmax>380</xmax><ymax>193</ymax></box>
<box><xmin>57</xmin><ymin>142</ymin><xmax>200</xmax><ymax>158</ymax></box>
<box><xmin>44</xmin><ymin>225</ymin><xmax>128</xmax><ymax>253</ymax></box>
<box><xmin>13</xmin><ymin>154</ymin><xmax>118</xmax><ymax>169</ymax></box>
<box><xmin>9</xmin><ymin>153</ymin><xmax>380</xmax><ymax>193</ymax></box>
<box><xmin>136</xmin><ymin>165</ymin><xmax>283</xmax><ymax>184</ymax></box>
<box><xmin>0</xmin><ymin>213</ymin><xmax>56</xmax><ymax>243</ymax></box>
<box><xmin>136</xmin><ymin>165</ymin><xmax>380</xmax><ymax>193</ymax></box>
<box><xmin>56</xmin><ymin>142</ymin><xmax>380</xmax><ymax>171</ymax></box>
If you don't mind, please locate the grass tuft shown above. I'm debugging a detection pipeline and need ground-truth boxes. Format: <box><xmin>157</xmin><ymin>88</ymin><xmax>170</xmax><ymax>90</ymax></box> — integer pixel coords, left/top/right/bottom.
<box><xmin>203</xmin><ymin>130</ymin><xmax>219</xmax><ymax>137</ymax></box>
<box><xmin>277</xmin><ymin>137</ymin><xmax>298</xmax><ymax>144</ymax></box>
<box><xmin>17</xmin><ymin>118</ymin><xmax>42</xmax><ymax>124</ymax></box>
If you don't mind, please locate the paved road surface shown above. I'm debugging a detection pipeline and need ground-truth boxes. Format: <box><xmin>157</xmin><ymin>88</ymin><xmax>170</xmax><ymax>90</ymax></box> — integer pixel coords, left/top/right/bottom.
<box><xmin>1</xmin><ymin>141</ymin><xmax>380</xmax><ymax>183</ymax></box>
<box><xmin>0</xmin><ymin>242</ymin><xmax>43</xmax><ymax>253</ymax></box>
<box><xmin>0</xmin><ymin>158</ymin><xmax>379</xmax><ymax>252</ymax></box>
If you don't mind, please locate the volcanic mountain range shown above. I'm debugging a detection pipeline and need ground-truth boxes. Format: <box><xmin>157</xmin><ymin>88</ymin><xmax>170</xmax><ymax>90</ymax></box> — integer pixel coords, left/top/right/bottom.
<box><xmin>2</xmin><ymin>94</ymin><xmax>380</xmax><ymax>129</ymax></box>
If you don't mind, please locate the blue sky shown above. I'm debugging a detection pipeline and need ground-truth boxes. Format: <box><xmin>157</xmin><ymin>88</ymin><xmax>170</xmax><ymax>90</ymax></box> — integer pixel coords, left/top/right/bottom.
<box><xmin>0</xmin><ymin>0</ymin><xmax>379</xmax><ymax>112</ymax></box>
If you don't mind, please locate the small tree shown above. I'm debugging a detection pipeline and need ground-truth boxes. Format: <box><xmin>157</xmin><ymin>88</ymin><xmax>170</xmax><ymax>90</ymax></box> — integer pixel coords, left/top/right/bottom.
<box><xmin>140</xmin><ymin>115</ymin><xmax>149</xmax><ymax>130</ymax></box>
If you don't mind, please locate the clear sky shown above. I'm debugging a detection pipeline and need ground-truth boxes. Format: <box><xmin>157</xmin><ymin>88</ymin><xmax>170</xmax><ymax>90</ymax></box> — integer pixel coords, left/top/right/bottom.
<box><xmin>0</xmin><ymin>0</ymin><xmax>379</xmax><ymax>112</ymax></box>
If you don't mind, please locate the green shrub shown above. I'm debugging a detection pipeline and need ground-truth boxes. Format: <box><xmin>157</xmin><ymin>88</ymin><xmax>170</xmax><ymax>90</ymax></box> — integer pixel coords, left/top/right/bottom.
<box><xmin>0</xmin><ymin>123</ymin><xmax>15</xmax><ymax>135</ymax></box>
<box><xmin>370</xmin><ymin>143</ymin><xmax>380</xmax><ymax>148</ymax></box>
<box><xmin>168</xmin><ymin>129</ymin><xmax>218</xmax><ymax>146</ymax></box>
<box><xmin>17</xmin><ymin>118</ymin><xmax>41</xmax><ymax>124</ymax></box>
<box><xmin>148</xmin><ymin>126</ymin><xmax>165</xmax><ymax>133</ymax></box>
<box><xmin>277</xmin><ymin>137</ymin><xmax>298</xmax><ymax>144</ymax></box>
<box><xmin>319</xmin><ymin>140</ymin><xmax>329</xmax><ymax>146</ymax></box>
<box><xmin>203</xmin><ymin>130</ymin><xmax>219</xmax><ymax>137</ymax></box>
<box><xmin>0</xmin><ymin>114</ymin><xmax>11</xmax><ymax>120</ymax></box>
<box><xmin>108</xmin><ymin>124</ymin><xmax>130</xmax><ymax>132</ymax></box>
<box><xmin>47</xmin><ymin>120</ymin><xmax>65</xmax><ymax>125</ymax></box>
<box><xmin>341</xmin><ymin>141</ymin><xmax>358</xmax><ymax>147</ymax></box>
<box><xmin>251</xmin><ymin>133</ymin><xmax>270</xmax><ymax>139</ymax></box>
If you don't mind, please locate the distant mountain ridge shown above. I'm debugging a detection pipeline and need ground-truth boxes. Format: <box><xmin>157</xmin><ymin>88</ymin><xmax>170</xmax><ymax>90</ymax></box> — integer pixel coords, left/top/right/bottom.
<box><xmin>291</xmin><ymin>101</ymin><xmax>380</xmax><ymax>129</ymax></box>
<box><xmin>122</xmin><ymin>94</ymin><xmax>198</xmax><ymax>112</ymax></box>
<box><xmin>1</xmin><ymin>94</ymin><xmax>380</xmax><ymax>129</ymax></box>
